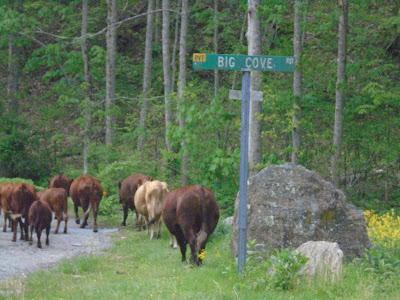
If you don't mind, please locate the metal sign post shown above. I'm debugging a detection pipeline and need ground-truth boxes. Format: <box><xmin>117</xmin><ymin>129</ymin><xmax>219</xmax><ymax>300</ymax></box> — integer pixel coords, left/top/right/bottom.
<box><xmin>237</xmin><ymin>70</ymin><xmax>251</xmax><ymax>274</ymax></box>
<box><xmin>192</xmin><ymin>53</ymin><xmax>294</xmax><ymax>273</ymax></box>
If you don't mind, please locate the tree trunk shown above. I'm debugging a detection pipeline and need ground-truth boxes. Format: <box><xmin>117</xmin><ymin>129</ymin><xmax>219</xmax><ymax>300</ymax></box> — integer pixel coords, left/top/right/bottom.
<box><xmin>178</xmin><ymin>0</ymin><xmax>189</xmax><ymax>185</ymax></box>
<box><xmin>213</xmin><ymin>0</ymin><xmax>219</xmax><ymax>100</ymax></box>
<box><xmin>7</xmin><ymin>33</ymin><xmax>18</xmax><ymax>114</ymax></box>
<box><xmin>7</xmin><ymin>0</ymin><xmax>23</xmax><ymax>115</ymax></box>
<box><xmin>247</xmin><ymin>0</ymin><xmax>262</xmax><ymax>172</ymax></box>
<box><xmin>137</xmin><ymin>0</ymin><xmax>154</xmax><ymax>151</ymax></box>
<box><xmin>162</xmin><ymin>0</ymin><xmax>173</xmax><ymax>152</ymax></box>
<box><xmin>291</xmin><ymin>0</ymin><xmax>302</xmax><ymax>164</ymax></box>
<box><xmin>105</xmin><ymin>0</ymin><xmax>117</xmax><ymax>146</ymax></box>
<box><xmin>154</xmin><ymin>0</ymin><xmax>161</xmax><ymax>45</ymax></box>
<box><xmin>231</xmin><ymin>13</ymin><xmax>247</xmax><ymax>90</ymax></box>
<box><xmin>171</xmin><ymin>0</ymin><xmax>181</xmax><ymax>92</ymax></box>
<box><xmin>81</xmin><ymin>0</ymin><xmax>93</xmax><ymax>174</ymax></box>
<box><xmin>331</xmin><ymin>0</ymin><xmax>348</xmax><ymax>186</ymax></box>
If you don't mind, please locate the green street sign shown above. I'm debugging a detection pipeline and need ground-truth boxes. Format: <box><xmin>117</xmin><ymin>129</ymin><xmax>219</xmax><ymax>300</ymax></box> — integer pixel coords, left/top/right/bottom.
<box><xmin>193</xmin><ymin>53</ymin><xmax>295</xmax><ymax>72</ymax></box>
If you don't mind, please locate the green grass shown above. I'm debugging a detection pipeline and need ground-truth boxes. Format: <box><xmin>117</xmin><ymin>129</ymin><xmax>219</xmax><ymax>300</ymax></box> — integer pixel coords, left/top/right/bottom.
<box><xmin>1</xmin><ymin>223</ymin><xmax>399</xmax><ymax>300</ymax></box>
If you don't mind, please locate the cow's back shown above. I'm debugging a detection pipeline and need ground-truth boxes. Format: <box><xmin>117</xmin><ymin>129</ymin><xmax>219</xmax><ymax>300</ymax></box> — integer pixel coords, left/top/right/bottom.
<box><xmin>10</xmin><ymin>183</ymin><xmax>37</xmax><ymax>217</ymax></box>
<box><xmin>49</xmin><ymin>174</ymin><xmax>72</xmax><ymax>195</ymax></box>
<box><xmin>119</xmin><ymin>174</ymin><xmax>152</xmax><ymax>207</ymax></box>
<box><xmin>39</xmin><ymin>188</ymin><xmax>68</xmax><ymax>212</ymax></box>
<box><xmin>29</xmin><ymin>200</ymin><xmax>52</xmax><ymax>228</ymax></box>
<box><xmin>72</xmin><ymin>175</ymin><xmax>103</xmax><ymax>204</ymax></box>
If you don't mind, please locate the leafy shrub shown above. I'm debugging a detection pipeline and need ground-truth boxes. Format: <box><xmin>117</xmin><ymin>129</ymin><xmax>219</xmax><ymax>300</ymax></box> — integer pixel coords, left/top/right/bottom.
<box><xmin>361</xmin><ymin>246</ymin><xmax>400</xmax><ymax>278</ymax></box>
<box><xmin>99</xmin><ymin>194</ymin><xmax>120</xmax><ymax>216</ymax></box>
<box><xmin>266</xmin><ymin>249</ymin><xmax>308</xmax><ymax>290</ymax></box>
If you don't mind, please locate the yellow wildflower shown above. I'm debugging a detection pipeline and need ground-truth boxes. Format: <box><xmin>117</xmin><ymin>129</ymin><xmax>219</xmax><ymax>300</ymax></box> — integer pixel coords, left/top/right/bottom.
<box><xmin>364</xmin><ymin>209</ymin><xmax>400</xmax><ymax>248</ymax></box>
<box><xmin>198</xmin><ymin>249</ymin><xmax>206</xmax><ymax>261</ymax></box>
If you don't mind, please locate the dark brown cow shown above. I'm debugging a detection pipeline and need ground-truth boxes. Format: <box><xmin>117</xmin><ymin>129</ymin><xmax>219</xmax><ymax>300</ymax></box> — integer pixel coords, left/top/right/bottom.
<box><xmin>162</xmin><ymin>185</ymin><xmax>220</xmax><ymax>266</ymax></box>
<box><xmin>28</xmin><ymin>200</ymin><xmax>52</xmax><ymax>248</ymax></box>
<box><xmin>49</xmin><ymin>174</ymin><xmax>73</xmax><ymax>196</ymax></box>
<box><xmin>8</xmin><ymin>183</ymin><xmax>37</xmax><ymax>242</ymax></box>
<box><xmin>69</xmin><ymin>175</ymin><xmax>102</xmax><ymax>232</ymax></box>
<box><xmin>118</xmin><ymin>174</ymin><xmax>152</xmax><ymax>227</ymax></box>
<box><xmin>38</xmin><ymin>188</ymin><xmax>68</xmax><ymax>234</ymax></box>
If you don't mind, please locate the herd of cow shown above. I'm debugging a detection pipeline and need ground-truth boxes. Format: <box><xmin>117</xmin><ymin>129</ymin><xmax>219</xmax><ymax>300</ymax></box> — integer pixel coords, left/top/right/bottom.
<box><xmin>0</xmin><ymin>173</ymin><xmax>220</xmax><ymax>266</ymax></box>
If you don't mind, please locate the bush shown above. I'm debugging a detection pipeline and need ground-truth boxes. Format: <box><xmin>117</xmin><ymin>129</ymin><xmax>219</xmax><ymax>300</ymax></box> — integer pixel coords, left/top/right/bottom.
<box><xmin>266</xmin><ymin>249</ymin><xmax>308</xmax><ymax>291</ymax></box>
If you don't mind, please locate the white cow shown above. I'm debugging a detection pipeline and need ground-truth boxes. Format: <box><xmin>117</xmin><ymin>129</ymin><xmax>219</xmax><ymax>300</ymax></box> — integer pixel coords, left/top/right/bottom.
<box><xmin>134</xmin><ymin>180</ymin><xmax>168</xmax><ymax>240</ymax></box>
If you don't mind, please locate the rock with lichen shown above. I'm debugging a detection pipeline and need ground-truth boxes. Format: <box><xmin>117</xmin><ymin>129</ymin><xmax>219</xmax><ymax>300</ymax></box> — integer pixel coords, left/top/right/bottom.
<box><xmin>231</xmin><ymin>163</ymin><xmax>370</xmax><ymax>259</ymax></box>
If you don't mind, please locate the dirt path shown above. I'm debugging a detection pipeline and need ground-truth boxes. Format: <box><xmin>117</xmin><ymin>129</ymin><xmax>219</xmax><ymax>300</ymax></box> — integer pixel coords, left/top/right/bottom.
<box><xmin>0</xmin><ymin>217</ymin><xmax>118</xmax><ymax>281</ymax></box>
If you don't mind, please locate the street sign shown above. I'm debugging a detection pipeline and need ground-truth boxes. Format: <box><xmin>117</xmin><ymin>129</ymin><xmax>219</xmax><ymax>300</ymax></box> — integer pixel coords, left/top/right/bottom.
<box><xmin>192</xmin><ymin>52</ymin><xmax>294</xmax><ymax>274</ymax></box>
<box><xmin>193</xmin><ymin>53</ymin><xmax>295</xmax><ymax>72</ymax></box>
<box><xmin>229</xmin><ymin>89</ymin><xmax>263</xmax><ymax>102</ymax></box>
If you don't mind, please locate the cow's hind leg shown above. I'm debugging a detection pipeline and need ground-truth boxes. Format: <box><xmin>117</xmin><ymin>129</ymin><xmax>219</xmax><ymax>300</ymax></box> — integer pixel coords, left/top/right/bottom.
<box><xmin>3</xmin><ymin>213</ymin><xmax>8</xmax><ymax>232</ymax></box>
<box><xmin>63</xmin><ymin>212</ymin><xmax>68</xmax><ymax>234</ymax></box>
<box><xmin>55</xmin><ymin>212</ymin><xmax>61</xmax><ymax>234</ymax></box>
<box><xmin>74</xmin><ymin>202</ymin><xmax>80</xmax><ymax>224</ymax></box>
<box><xmin>18</xmin><ymin>218</ymin><xmax>25</xmax><ymax>240</ymax></box>
<box><xmin>12</xmin><ymin>219</ymin><xmax>17</xmax><ymax>242</ymax></box>
<box><xmin>174</xmin><ymin>226</ymin><xmax>187</xmax><ymax>262</ymax></box>
<box><xmin>121</xmin><ymin>204</ymin><xmax>128</xmax><ymax>226</ymax></box>
<box><xmin>80</xmin><ymin>202</ymin><xmax>90</xmax><ymax>229</ymax></box>
<box><xmin>92</xmin><ymin>201</ymin><xmax>98</xmax><ymax>233</ymax></box>
<box><xmin>45</xmin><ymin>225</ymin><xmax>50</xmax><ymax>246</ymax></box>
<box><xmin>36</xmin><ymin>227</ymin><xmax>42</xmax><ymax>248</ymax></box>
<box><xmin>29</xmin><ymin>225</ymin><xmax>34</xmax><ymax>245</ymax></box>
<box><xmin>184</xmin><ymin>228</ymin><xmax>199</xmax><ymax>266</ymax></box>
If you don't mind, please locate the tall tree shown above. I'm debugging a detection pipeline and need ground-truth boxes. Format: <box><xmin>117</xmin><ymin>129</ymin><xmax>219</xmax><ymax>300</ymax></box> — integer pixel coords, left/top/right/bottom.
<box><xmin>154</xmin><ymin>0</ymin><xmax>161</xmax><ymax>45</ymax></box>
<box><xmin>331</xmin><ymin>0</ymin><xmax>348</xmax><ymax>185</ymax></box>
<box><xmin>213</xmin><ymin>0</ymin><xmax>219</xmax><ymax>99</ymax></box>
<box><xmin>105</xmin><ymin>0</ymin><xmax>117</xmax><ymax>146</ymax></box>
<box><xmin>247</xmin><ymin>0</ymin><xmax>262</xmax><ymax>172</ymax></box>
<box><xmin>178</xmin><ymin>0</ymin><xmax>189</xmax><ymax>185</ymax></box>
<box><xmin>137</xmin><ymin>0</ymin><xmax>154</xmax><ymax>151</ymax></box>
<box><xmin>81</xmin><ymin>0</ymin><xmax>94</xmax><ymax>174</ymax></box>
<box><xmin>7</xmin><ymin>0</ymin><xmax>23</xmax><ymax>115</ymax></box>
<box><xmin>162</xmin><ymin>0</ymin><xmax>173</xmax><ymax>152</ymax></box>
<box><xmin>291</xmin><ymin>0</ymin><xmax>303</xmax><ymax>164</ymax></box>
<box><xmin>171</xmin><ymin>0</ymin><xmax>181</xmax><ymax>92</ymax></box>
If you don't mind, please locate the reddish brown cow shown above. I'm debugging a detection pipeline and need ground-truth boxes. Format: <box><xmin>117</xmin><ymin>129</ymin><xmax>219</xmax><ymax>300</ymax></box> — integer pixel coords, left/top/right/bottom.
<box><xmin>162</xmin><ymin>185</ymin><xmax>220</xmax><ymax>265</ymax></box>
<box><xmin>38</xmin><ymin>188</ymin><xmax>68</xmax><ymax>234</ymax></box>
<box><xmin>118</xmin><ymin>174</ymin><xmax>152</xmax><ymax>227</ymax></box>
<box><xmin>49</xmin><ymin>174</ymin><xmax>73</xmax><ymax>196</ymax></box>
<box><xmin>8</xmin><ymin>183</ymin><xmax>37</xmax><ymax>242</ymax></box>
<box><xmin>28</xmin><ymin>200</ymin><xmax>52</xmax><ymax>248</ymax></box>
<box><xmin>0</xmin><ymin>182</ymin><xmax>15</xmax><ymax>232</ymax></box>
<box><xmin>70</xmin><ymin>175</ymin><xmax>103</xmax><ymax>232</ymax></box>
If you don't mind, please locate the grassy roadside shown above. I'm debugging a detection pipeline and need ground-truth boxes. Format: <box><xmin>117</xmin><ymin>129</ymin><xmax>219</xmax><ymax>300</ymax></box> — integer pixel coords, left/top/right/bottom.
<box><xmin>1</xmin><ymin>222</ymin><xmax>399</xmax><ymax>300</ymax></box>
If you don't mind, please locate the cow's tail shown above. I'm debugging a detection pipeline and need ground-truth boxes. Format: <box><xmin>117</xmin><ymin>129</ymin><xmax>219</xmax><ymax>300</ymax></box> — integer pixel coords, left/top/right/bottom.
<box><xmin>196</xmin><ymin>187</ymin><xmax>209</xmax><ymax>252</ymax></box>
<box><xmin>83</xmin><ymin>202</ymin><xmax>92</xmax><ymax>218</ymax></box>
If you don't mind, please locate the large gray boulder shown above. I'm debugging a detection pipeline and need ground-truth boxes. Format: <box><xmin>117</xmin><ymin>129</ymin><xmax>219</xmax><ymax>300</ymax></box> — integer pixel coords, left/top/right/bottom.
<box><xmin>232</xmin><ymin>164</ymin><xmax>370</xmax><ymax>258</ymax></box>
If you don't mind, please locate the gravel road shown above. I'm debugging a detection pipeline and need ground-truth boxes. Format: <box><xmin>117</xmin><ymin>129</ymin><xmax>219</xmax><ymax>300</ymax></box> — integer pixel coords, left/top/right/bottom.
<box><xmin>0</xmin><ymin>217</ymin><xmax>118</xmax><ymax>281</ymax></box>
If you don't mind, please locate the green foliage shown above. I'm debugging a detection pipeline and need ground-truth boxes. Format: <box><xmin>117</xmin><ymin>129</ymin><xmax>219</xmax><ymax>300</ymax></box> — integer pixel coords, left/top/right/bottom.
<box><xmin>265</xmin><ymin>249</ymin><xmax>308</xmax><ymax>291</ymax></box>
<box><xmin>361</xmin><ymin>246</ymin><xmax>400</xmax><ymax>278</ymax></box>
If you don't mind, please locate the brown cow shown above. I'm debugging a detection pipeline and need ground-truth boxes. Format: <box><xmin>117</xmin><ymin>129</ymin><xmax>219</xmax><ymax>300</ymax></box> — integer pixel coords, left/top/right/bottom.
<box><xmin>28</xmin><ymin>200</ymin><xmax>52</xmax><ymax>248</ymax></box>
<box><xmin>38</xmin><ymin>188</ymin><xmax>68</xmax><ymax>234</ymax></box>
<box><xmin>8</xmin><ymin>183</ymin><xmax>37</xmax><ymax>242</ymax></box>
<box><xmin>70</xmin><ymin>175</ymin><xmax>102</xmax><ymax>232</ymax></box>
<box><xmin>162</xmin><ymin>185</ymin><xmax>220</xmax><ymax>266</ymax></box>
<box><xmin>134</xmin><ymin>180</ymin><xmax>169</xmax><ymax>240</ymax></box>
<box><xmin>49</xmin><ymin>174</ymin><xmax>73</xmax><ymax>196</ymax></box>
<box><xmin>0</xmin><ymin>182</ymin><xmax>15</xmax><ymax>232</ymax></box>
<box><xmin>118</xmin><ymin>174</ymin><xmax>152</xmax><ymax>227</ymax></box>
